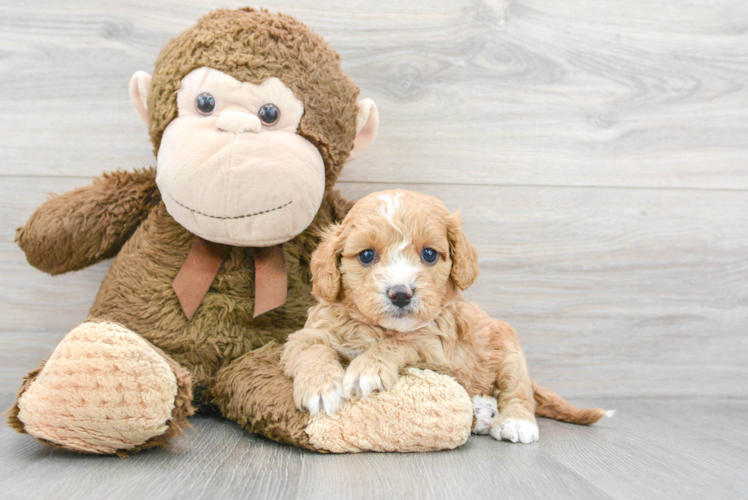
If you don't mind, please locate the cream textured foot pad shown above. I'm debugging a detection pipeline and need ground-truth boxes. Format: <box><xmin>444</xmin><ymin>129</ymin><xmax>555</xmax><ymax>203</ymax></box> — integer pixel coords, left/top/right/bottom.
<box><xmin>17</xmin><ymin>322</ymin><xmax>178</xmax><ymax>454</ymax></box>
<box><xmin>305</xmin><ymin>368</ymin><xmax>473</xmax><ymax>453</ymax></box>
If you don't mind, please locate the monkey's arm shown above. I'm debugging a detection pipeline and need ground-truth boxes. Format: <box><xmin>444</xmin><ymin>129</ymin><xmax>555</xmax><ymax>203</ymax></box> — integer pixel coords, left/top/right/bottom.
<box><xmin>16</xmin><ymin>168</ymin><xmax>159</xmax><ymax>275</ymax></box>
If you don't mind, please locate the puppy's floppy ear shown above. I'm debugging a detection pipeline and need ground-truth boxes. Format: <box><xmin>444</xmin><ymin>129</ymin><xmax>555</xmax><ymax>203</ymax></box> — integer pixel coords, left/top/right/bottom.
<box><xmin>311</xmin><ymin>223</ymin><xmax>348</xmax><ymax>302</ymax></box>
<box><xmin>446</xmin><ymin>212</ymin><xmax>479</xmax><ymax>290</ymax></box>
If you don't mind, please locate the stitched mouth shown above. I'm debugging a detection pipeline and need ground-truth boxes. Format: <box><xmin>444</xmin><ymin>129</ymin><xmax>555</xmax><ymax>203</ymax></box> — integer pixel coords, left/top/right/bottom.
<box><xmin>168</xmin><ymin>194</ymin><xmax>292</xmax><ymax>220</ymax></box>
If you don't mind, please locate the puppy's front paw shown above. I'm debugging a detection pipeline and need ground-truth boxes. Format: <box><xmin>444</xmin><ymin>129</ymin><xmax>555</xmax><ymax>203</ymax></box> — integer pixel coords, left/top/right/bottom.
<box><xmin>490</xmin><ymin>418</ymin><xmax>539</xmax><ymax>444</ymax></box>
<box><xmin>343</xmin><ymin>357</ymin><xmax>398</xmax><ymax>400</ymax></box>
<box><xmin>293</xmin><ymin>365</ymin><xmax>345</xmax><ymax>416</ymax></box>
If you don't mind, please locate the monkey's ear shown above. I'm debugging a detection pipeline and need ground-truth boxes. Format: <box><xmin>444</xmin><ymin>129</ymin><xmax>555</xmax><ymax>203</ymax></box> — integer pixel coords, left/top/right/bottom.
<box><xmin>348</xmin><ymin>99</ymin><xmax>379</xmax><ymax>161</ymax></box>
<box><xmin>129</xmin><ymin>71</ymin><xmax>152</xmax><ymax>127</ymax></box>
<box><xmin>311</xmin><ymin>223</ymin><xmax>348</xmax><ymax>302</ymax></box>
<box><xmin>446</xmin><ymin>212</ymin><xmax>480</xmax><ymax>291</ymax></box>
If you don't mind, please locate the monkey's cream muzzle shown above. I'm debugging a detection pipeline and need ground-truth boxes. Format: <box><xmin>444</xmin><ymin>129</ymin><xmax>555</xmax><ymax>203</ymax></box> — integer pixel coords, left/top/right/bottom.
<box><xmin>155</xmin><ymin>67</ymin><xmax>326</xmax><ymax>247</ymax></box>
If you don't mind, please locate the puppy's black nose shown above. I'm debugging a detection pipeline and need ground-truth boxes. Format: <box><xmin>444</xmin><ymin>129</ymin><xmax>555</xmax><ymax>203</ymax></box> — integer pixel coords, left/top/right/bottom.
<box><xmin>388</xmin><ymin>285</ymin><xmax>412</xmax><ymax>308</ymax></box>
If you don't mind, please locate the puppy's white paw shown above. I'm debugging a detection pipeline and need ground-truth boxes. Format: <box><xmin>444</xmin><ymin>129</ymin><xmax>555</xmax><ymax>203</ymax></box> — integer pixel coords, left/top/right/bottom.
<box><xmin>490</xmin><ymin>418</ymin><xmax>539</xmax><ymax>443</ymax></box>
<box><xmin>293</xmin><ymin>366</ymin><xmax>345</xmax><ymax>416</ymax></box>
<box><xmin>302</xmin><ymin>382</ymin><xmax>343</xmax><ymax>416</ymax></box>
<box><xmin>343</xmin><ymin>355</ymin><xmax>398</xmax><ymax>400</ymax></box>
<box><xmin>343</xmin><ymin>371</ymin><xmax>383</xmax><ymax>400</ymax></box>
<box><xmin>471</xmin><ymin>395</ymin><xmax>498</xmax><ymax>435</ymax></box>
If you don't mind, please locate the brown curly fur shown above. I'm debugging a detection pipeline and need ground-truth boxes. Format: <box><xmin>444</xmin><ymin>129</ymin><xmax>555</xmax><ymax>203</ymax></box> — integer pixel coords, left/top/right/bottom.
<box><xmin>211</xmin><ymin>342</ymin><xmax>317</xmax><ymax>451</ymax></box>
<box><xmin>9</xmin><ymin>8</ymin><xmax>358</xmax><ymax>453</ymax></box>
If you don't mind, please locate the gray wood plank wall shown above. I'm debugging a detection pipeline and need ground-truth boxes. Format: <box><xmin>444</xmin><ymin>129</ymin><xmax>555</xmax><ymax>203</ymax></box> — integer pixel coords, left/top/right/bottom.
<box><xmin>1</xmin><ymin>0</ymin><xmax>746</xmax><ymax>402</ymax></box>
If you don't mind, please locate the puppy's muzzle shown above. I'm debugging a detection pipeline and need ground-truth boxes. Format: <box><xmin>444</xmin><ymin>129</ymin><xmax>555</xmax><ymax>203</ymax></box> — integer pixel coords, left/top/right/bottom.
<box><xmin>387</xmin><ymin>285</ymin><xmax>413</xmax><ymax>308</ymax></box>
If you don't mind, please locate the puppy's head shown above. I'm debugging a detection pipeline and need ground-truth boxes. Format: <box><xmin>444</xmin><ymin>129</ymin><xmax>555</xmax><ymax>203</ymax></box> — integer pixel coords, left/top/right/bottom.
<box><xmin>311</xmin><ymin>189</ymin><xmax>479</xmax><ymax>332</ymax></box>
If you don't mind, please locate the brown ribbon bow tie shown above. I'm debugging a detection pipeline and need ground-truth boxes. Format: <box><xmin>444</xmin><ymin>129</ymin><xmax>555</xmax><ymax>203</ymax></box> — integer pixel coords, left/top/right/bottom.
<box><xmin>172</xmin><ymin>238</ymin><xmax>287</xmax><ymax>320</ymax></box>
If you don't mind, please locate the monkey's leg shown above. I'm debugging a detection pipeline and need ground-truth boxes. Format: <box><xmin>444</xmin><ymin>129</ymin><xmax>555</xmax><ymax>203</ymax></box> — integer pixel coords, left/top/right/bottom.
<box><xmin>211</xmin><ymin>342</ymin><xmax>317</xmax><ymax>451</ymax></box>
<box><xmin>211</xmin><ymin>342</ymin><xmax>474</xmax><ymax>453</ymax></box>
<box><xmin>489</xmin><ymin>320</ymin><xmax>540</xmax><ymax>444</ymax></box>
<box><xmin>8</xmin><ymin>321</ymin><xmax>193</xmax><ymax>455</ymax></box>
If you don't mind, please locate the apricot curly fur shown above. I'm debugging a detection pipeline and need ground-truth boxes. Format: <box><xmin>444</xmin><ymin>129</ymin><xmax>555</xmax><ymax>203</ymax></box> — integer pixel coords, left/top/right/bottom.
<box><xmin>283</xmin><ymin>190</ymin><xmax>607</xmax><ymax>436</ymax></box>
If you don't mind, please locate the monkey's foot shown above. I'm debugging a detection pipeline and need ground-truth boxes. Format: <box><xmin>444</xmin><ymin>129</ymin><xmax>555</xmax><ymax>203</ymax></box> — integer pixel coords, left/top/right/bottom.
<box><xmin>15</xmin><ymin>321</ymin><xmax>192</xmax><ymax>454</ymax></box>
<box><xmin>306</xmin><ymin>368</ymin><xmax>474</xmax><ymax>452</ymax></box>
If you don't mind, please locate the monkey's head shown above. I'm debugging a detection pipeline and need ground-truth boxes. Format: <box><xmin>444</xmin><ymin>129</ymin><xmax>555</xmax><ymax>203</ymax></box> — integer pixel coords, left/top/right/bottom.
<box><xmin>128</xmin><ymin>8</ymin><xmax>378</xmax><ymax>247</ymax></box>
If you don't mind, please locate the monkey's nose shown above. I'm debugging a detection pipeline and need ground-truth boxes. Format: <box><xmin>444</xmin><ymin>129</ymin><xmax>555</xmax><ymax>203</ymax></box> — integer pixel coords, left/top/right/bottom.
<box><xmin>216</xmin><ymin>110</ymin><xmax>262</xmax><ymax>133</ymax></box>
<box><xmin>387</xmin><ymin>285</ymin><xmax>413</xmax><ymax>308</ymax></box>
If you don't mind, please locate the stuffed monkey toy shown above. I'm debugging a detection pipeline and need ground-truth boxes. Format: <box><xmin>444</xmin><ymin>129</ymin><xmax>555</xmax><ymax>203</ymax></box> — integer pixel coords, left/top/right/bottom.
<box><xmin>7</xmin><ymin>8</ymin><xmax>474</xmax><ymax>455</ymax></box>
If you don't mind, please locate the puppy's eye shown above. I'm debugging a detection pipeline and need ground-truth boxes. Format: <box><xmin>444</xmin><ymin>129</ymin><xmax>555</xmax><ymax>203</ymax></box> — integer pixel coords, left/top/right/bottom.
<box><xmin>258</xmin><ymin>103</ymin><xmax>280</xmax><ymax>125</ymax></box>
<box><xmin>358</xmin><ymin>249</ymin><xmax>376</xmax><ymax>266</ymax></box>
<box><xmin>422</xmin><ymin>248</ymin><xmax>438</xmax><ymax>264</ymax></box>
<box><xmin>196</xmin><ymin>92</ymin><xmax>216</xmax><ymax>115</ymax></box>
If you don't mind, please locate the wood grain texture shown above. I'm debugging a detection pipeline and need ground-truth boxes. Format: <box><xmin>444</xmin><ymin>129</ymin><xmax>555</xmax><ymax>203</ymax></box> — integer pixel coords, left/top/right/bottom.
<box><xmin>0</xmin><ymin>0</ymin><xmax>746</xmax><ymax>188</ymax></box>
<box><xmin>1</xmin><ymin>394</ymin><xmax>746</xmax><ymax>500</ymax></box>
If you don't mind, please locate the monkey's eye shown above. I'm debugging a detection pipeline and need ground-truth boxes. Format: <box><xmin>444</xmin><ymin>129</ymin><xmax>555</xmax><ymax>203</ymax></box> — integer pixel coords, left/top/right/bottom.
<box><xmin>258</xmin><ymin>103</ymin><xmax>280</xmax><ymax>126</ymax></box>
<box><xmin>422</xmin><ymin>248</ymin><xmax>438</xmax><ymax>264</ymax></box>
<box><xmin>196</xmin><ymin>92</ymin><xmax>216</xmax><ymax>115</ymax></box>
<box><xmin>358</xmin><ymin>249</ymin><xmax>376</xmax><ymax>266</ymax></box>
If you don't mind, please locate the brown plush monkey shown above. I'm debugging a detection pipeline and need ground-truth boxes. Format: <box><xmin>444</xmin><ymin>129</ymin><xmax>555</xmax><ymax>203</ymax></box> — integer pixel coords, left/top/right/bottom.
<box><xmin>7</xmin><ymin>8</ymin><xmax>473</xmax><ymax>455</ymax></box>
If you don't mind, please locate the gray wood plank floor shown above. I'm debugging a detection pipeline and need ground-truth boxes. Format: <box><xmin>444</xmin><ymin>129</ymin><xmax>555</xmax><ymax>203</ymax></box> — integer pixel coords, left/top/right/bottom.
<box><xmin>1</xmin><ymin>394</ymin><xmax>746</xmax><ymax>500</ymax></box>
<box><xmin>1</xmin><ymin>0</ymin><xmax>746</xmax><ymax>498</ymax></box>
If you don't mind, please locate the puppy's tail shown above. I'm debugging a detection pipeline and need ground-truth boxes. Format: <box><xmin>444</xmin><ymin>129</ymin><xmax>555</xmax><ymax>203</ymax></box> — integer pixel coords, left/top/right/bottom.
<box><xmin>532</xmin><ymin>380</ymin><xmax>612</xmax><ymax>425</ymax></box>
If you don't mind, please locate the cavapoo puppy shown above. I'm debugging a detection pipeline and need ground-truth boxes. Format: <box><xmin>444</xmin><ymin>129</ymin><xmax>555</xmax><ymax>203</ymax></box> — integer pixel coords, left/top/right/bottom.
<box><xmin>281</xmin><ymin>189</ymin><xmax>610</xmax><ymax>443</ymax></box>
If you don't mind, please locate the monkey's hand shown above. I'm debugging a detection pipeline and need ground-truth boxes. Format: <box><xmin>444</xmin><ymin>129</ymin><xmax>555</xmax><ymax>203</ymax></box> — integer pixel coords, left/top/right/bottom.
<box><xmin>16</xmin><ymin>168</ymin><xmax>158</xmax><ymax>275</ymax></box>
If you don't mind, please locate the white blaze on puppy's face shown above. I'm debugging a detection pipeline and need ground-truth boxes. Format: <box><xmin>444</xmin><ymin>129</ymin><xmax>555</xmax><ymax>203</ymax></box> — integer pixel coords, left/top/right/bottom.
<box><xmin>376</xmin><ymin>193</ymin><xmax>403</xmax><ymax>231</ymax></box>
<box><xmin>375</xmin><ymin>194</ymin><xmax>420</xmax><ymax>330</ymax></box>
<box><xmin>155</xmin><ymin>67</ymin><xmax>326</xmax><ymax>247</ymax></box>
<box><xmin>337</xmin><ymin>190</ymin><xmax>456</xmax><ymax>331</ymax></box>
